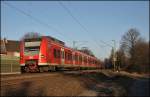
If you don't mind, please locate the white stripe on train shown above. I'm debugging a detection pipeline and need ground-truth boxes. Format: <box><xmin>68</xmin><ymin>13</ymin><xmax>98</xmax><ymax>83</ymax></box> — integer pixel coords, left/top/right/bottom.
<box><xmin>21</xmin><ymin>63</ymin><xmax>96</xmax><ymax>67</ymax></box>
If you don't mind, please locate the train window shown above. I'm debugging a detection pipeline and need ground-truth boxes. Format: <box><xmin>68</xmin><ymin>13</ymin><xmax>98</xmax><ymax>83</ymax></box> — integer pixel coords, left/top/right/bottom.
<box><xmin>24</xmin><ymin>38</ymin><xmax>41</xmax><ymax>42</ymax></box>
<box><xmin>68</xmin><ymin>53</ymin><xmax>71</xmax><ymax>60</ymax></box>
<box><xmin>79</xmin><ymin>55</ymin><xmax>82</xmax><ymax>62</ymax></box>
<box><xmin>88</xmin><ymin>58</ymin><xmax>89</xmax><ymax>64</ymax></box>
<box><xmin>68</xmin><ymin>53</ymin><xmax>70</xmax><ymax>60</ymax></box>
<box><xmin>70</xmin><ymin>53</ymin><xmax>72</xmax><ymax>60</ymax></box>
<box><xmin>72</xmin><ymin>55</ymin><xmax>75</xmax><ymax>60</ymax></box>
<box><xmin>54</xmin><ymin>49</ymin><xmax>57</xmax><ymax>58</ymax></box>
<box><xmin>75</xmin><ymin>55</ymin><xmax>78</xmax><ymax>61</ymax></box>
<box><xmin>84</xmin><ymin>57</ymin><xmax>87</xmax><ymax>63</ymax></box>
<box><xmin>65</xmin><ymin>52</ymin><xmax>68</xmax><ymax>60</ymax></box>
<box><xmin>69</xmin><ymin>53</ymin><xmax>72</xmax><ymax>60</ymax></box>
<box><xmin>67</xmin><ymin>53</ymin><xmax>68</xmax><ymax>60</ymax></box>
<box><xmin>89</xmin><ymin>59</ymin><xmax>91</xmax><ymax>64</ymax></box>
<box><xmin>57</xmin><ymin>50</ymin><xmax>60</xmax><ymax>58</ymax></box>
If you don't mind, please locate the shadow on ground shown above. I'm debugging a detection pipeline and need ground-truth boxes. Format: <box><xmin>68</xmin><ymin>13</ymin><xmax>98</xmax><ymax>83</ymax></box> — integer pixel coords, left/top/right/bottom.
<box><xmin>63</xmin><ymin>71</ymin><xmax>150</xmax><ymax>96</ymax></box>
<box><xmin>4</xmin><ymin>81</ymin><xmax>44</xmax><ymax>96</ymax></box>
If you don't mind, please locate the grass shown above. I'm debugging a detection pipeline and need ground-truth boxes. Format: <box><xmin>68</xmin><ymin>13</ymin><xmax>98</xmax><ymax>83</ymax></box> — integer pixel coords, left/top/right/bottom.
<box><xmin>0</xmin><ymin>55</ymin><xmax>20</xmax><ymax>73</ymax></box>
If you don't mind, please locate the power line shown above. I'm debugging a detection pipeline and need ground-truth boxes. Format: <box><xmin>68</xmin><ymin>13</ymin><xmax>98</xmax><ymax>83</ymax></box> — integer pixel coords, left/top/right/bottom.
<box><xmin>58</xmin><ymin>2</ymin><xmax>118</xmax><ymax>60</ymax></box>
<box><xmin>3</xmin><ymin>2</ymin><xmax>72</xmax><ymax>41</ymax></box>
<box><xmin>58</xmin><ymin>1</ymin><xmax>112</xmax><ymax>50</ymax></box>
<box><xmin>58</xmin><ymin>1</ymin><xmax>90</xmax><ymax>35</ymax></box>
<box><xmin>99</xmin><ymin>40</ymin><xmax>113</xmax><ymax>47</ymax></box>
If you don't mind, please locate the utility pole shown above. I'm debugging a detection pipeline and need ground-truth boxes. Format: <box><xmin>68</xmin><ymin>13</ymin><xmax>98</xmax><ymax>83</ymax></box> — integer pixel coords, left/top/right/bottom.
<box><xmin>98</xmin><ymin>39</ymin><xmax>118</xmax><ymax>72</ymax></box>
<box><xmin>73</xmin><ymin>41</ymin><xmax>76</xmax><ymax>49</ymax></box>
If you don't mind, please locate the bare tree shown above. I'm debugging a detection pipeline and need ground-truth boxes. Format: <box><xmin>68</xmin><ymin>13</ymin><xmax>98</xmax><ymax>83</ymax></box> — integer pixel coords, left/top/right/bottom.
<box><xmin>116</xmin><ymin>49</ymin><xmax>126</xmax><ymax>68</ymax></box>
<box><xmin>104</xmin><ymin>58</ymin><xmax>112</xmax><ymax>69</ymax></box>
<box><xmin>134</xmin><ymin>38</ymin><xmax>149</xmax><ymax>72</ymax></box>
<box><xmin>20</xmin><ymin>32</ymin><xmax>42</xmax><ymax>41</ymax></box>
<box><xmin>120</xmin><ymin>28</ymin><xmax>140</xmax><ymax>65</ymax></box>
<box><xmin>106</xmin><ymin>48</ymin><xmax>114</xmax><ymax>69</ymax></box>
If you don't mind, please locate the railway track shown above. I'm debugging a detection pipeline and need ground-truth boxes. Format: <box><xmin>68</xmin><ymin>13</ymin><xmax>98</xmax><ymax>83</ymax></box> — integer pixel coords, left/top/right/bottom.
<box><xmin>1</xmin><ymin>69</ymin><xmax>101</xmax><ymax>80</ymax></box>
<box><xmin>1</xmin><ymin>70</ymin><xmax>100</xmax><ymax>89</ymax></box>
<box><xmin>2</xmin><ymin>69</ymin><xmax>147</xmax><ymax>82</ymax></box>
<box><xmin>1</xmin><ymin>72</ymin><xmax>61</xmax><ymax>81</ymax></box>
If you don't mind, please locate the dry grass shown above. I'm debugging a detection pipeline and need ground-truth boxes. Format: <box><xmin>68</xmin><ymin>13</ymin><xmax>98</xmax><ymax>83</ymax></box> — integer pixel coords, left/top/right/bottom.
<box><xmin>0</xmin><ymin>55</ymin><xmax>20</xmax><ymax>73</ymax></box>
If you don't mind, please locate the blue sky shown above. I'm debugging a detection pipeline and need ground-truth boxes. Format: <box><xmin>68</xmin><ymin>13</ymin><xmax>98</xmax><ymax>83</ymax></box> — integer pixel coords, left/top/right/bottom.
<box><xmin>1</xmin><ymin>1</ymin><xmax>149</xmax><ymax>60</ymax></box>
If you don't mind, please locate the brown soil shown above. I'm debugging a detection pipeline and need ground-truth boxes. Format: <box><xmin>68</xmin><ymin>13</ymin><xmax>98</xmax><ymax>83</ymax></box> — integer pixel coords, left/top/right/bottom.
<box><xmin>1</xmin><ymin>70</ymin><xmax>149</xmax><ymax>96</ymax></box>
<box><xmin>1</xmin><ymin>73</ymin><xmax>86</xmax><ymax>96</ymax></box>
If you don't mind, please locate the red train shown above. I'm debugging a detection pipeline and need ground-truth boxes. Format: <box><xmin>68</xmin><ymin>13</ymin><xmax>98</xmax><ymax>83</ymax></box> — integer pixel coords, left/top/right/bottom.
<box><xmin>20</xmin><ymin>36</ymin><xmax>101</xmax><ymax>72</ymax></box>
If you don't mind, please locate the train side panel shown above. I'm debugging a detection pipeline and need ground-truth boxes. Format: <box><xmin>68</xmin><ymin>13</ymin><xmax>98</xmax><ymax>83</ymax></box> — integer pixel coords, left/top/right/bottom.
<box><xmin>38</xmin><ymin>37</ymin><xmax>48</xmax><ymax>66</ymax></box>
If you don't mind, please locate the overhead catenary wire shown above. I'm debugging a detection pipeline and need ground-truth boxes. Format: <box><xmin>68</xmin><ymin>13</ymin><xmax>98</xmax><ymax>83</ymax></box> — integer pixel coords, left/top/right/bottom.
<box><xmin>4</xmin><ymin>1</ymin><xmax>112</xmax><ymax>59</ymax></box>
<box><xmin>59</xmin><ymin>2</ymin><xmax>120</xmax><ymax>62</ymax></box>
<box><xmin>3</xmin><ymin>2</ymin><xmax>72</xmax><ymax>41</ymax></box>
<box><xmin>58</xmin><ymin>1</ymin><xmax>112</xmax><ymax>51</ymax></box>
<box><xmin>27</xmin><ymin>1</ymin><xmax>35</xmax><ymax>32</ymax></box>
<box><xmin>99</xmin><ymin>40</ymin><xmax>113</xmax><ymax>47</ymax></box>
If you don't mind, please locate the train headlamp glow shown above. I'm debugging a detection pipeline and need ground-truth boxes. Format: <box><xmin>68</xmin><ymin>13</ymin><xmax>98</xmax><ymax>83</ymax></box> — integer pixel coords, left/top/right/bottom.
<box><xmin>20</xmin><ymin>56</ymin><xmax>23</xmax><ymax>59</ymax></box>
<box><xmin>41</xmin><ymin>54</ymin><xmax>45</xmax><ymax>58</ymax></box>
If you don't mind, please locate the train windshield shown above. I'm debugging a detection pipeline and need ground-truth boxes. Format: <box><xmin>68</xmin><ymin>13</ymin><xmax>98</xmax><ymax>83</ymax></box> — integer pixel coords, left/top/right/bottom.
<box><xmin>24</xmin><ymin>46</ymin><xmax>40</xmax><ymax>56</ymax></box>
<box><xmin>24</xmin><ymin>38</ymin><xmax>41</xmax><ymax>56</ymax></box>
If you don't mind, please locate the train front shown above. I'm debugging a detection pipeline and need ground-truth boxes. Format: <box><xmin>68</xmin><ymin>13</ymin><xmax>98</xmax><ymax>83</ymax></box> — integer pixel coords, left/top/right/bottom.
<box><xmin>20</xmin><ymin>37</ymin><xmax>43</xmax><ymax>72</ymax></box>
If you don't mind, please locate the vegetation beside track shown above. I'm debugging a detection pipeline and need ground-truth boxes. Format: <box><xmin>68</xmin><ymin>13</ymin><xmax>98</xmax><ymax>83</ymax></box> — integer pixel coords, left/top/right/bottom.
<box><xmin>0</xmin><ymin>55</ymin><xmax>20</xmax><ymax>73</ymax></box>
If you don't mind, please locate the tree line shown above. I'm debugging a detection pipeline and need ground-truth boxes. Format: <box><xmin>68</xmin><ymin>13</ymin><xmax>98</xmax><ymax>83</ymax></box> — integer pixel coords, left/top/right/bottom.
<box><xmin>104</xmin><ymin>28</ymin><xmax>149</xmax><ymax>73</ymax></box>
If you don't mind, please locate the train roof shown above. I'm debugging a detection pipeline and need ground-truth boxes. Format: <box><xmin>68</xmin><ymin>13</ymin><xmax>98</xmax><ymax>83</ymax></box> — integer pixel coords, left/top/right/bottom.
<box><xmin>74</xmin><ymin>49</ymin><xmax>97</xmax><ymax>59</ymax></box>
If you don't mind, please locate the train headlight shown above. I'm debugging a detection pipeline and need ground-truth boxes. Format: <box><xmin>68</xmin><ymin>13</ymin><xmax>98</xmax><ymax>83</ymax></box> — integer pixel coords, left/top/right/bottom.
<box><xmin>20</xmin><ymin>56</ymin><xmax>23</xmax><ymax>60</ymax></box>
<box><xmin>41</xmin><ymin>54</ymin><xmax>45</xmax><ymax>58</ymax></box>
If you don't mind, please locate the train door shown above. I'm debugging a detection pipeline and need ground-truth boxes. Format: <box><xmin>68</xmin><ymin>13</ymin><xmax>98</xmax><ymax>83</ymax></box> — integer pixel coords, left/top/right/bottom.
<box><xmin>72</xmin><ymin>51</ymin><xmax>75</xmax><ymax>65</ymax></box>
<box><xmin>61</xmin><ymin>48</ymin><xmax>65</xmax><ymax>65</ymax></box>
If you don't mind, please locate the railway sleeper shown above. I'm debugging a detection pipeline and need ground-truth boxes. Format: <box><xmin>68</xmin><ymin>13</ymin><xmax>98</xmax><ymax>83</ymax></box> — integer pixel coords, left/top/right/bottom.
<box><xmin>48</xmin><ymin>66</ymin><xmax>56</xmax><ymax>72</ymax></box>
